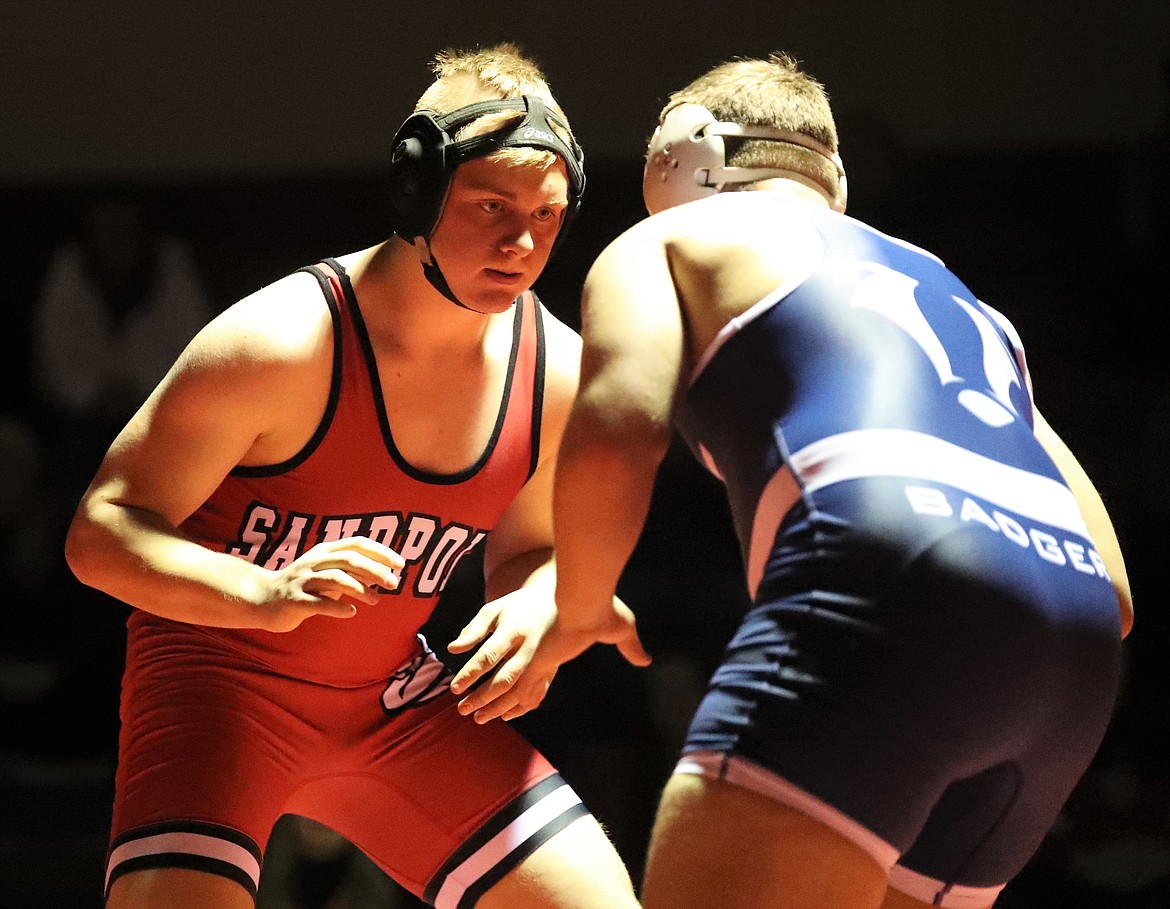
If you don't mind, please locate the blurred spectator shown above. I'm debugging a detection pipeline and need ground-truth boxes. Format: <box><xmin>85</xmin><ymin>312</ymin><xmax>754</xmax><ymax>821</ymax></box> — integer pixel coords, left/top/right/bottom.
<box><xmin>16</xmin><ymin>185</ymin><xmax>216</xmax><ymax>766</ymax></box>
<box><xmin>0</xmin><ymin>414</ymin><xmax>118</xmax><ymax>905</ymax></box>
<box><xmin>29</xmin><ymin>187</ymin><xmax>215</xmax><ymax>517</ymax></box>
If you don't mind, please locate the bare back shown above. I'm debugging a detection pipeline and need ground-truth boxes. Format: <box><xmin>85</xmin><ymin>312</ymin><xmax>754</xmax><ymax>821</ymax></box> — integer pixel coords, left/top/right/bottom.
<box><xmin>577</xmin><ymin>188</ymin><xmax>827</xmax><ymax>436</ymax></box>
<box><xmin>659</xmin><ymin>190</ymin><xmax>827</xmax><ymax>368</ymax></box>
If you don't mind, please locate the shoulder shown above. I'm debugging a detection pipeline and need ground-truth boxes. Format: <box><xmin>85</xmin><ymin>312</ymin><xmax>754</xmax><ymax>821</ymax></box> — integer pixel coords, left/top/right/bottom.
<box><xmin>530</xmin><ymin>295</ymin><xmax>582</xmax><ymax>399</ymax></box>
<box><xmin>588</xmin><ymin>194</ymin><xmax>828</xmax><ymax>329</ymax></box>
<box><xmin>194</xmin><ymin>269</ymin><xmax>332</xmax><ymax>367</ymax></box>
<box><xmin>592</xmin><ymin>193</ymin><xmax>823</xmax><ymax>283</ymax></box>
<box><xmin>975</xmin><ymin>299</ymin><xmax>1024</xmax><ymax>347</ymax></box>
<box><xmin>154</xmin><ymin>268</ymin><xmax>336</xmax><ymax>426</ymax></box>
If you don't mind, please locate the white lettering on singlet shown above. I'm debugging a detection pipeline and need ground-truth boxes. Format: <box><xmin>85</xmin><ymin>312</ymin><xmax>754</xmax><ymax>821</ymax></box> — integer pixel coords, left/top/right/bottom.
<box><xmin>904</xmin><ymin>485</ymin><xmax>1108</xmax><ymax>580</ymax></box>
<box><xmin>263</xmin><ymin>514</ymin><xmax>310</xmax><ymax>570</ymax></box>
<box><xmin>226</xmin><ymin>505</ymin><xmax>487</xmax><ymax>598</ymax></box>
<box><xmin>228</xmin><ymin>505</ymin><xmax>279</xmax><ymax>561</ymax></box>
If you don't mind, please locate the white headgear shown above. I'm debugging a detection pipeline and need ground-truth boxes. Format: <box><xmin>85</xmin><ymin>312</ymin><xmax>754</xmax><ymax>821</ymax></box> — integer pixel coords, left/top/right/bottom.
<box><xmin>642</xmin><ymin>102</ymin><xmax>847</xmax><ymax>215</ymax></box>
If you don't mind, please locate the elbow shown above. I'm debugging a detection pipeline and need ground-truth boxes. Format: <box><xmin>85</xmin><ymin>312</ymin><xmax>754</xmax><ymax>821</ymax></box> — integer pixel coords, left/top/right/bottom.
<box><xmin>559</xmin><ymin>397</ymin><xmax>675</xmax><ymax>492</ymax></box>
<box><xmin>585</xmin><ymin>420</ymin><xmax>671</xmax><ymax>479</ymax></box>
<box><xmin>608</xmin><ymin>415</ymin><xmax>671</xmax><ymax>465</ymax></box>
<box><xmin>589</xmin><ymin>406</ymin><xmax>672</xmax><ymax>464</ymax></box>
<box><xmin>1118</xmin><ymin>591</ymin><xmax>1134</xmax><ymax>639</ymax></box>
<box><xmin>639</xmin><ymin>415</ymin><xmax>674</xmax><ymax>462</ymax></box>
<box><xmin>63</xmin><ymin>514</ymin><xmax>92</xmax><ymax>586</ymax></box>
<box><xmin>63</xmin><ymin>501</ymin><xmax>105</xmax><ymax>590</ymax></box>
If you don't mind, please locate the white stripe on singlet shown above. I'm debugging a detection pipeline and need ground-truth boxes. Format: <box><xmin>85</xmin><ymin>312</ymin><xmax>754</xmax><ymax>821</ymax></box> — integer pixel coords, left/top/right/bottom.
<box><xmin>887</xmin><ymin>863</ymin><xmax>1006</xmax><ymax>908</ymax></box>
<box><xmin>105</xmin><ymin>830</ymin><xmax>262</xmax><ymax>893</ymax></box>
<box><xmin>747</xmin><ymin>428</ymin><xmax>1090</xmax><ymax>597</ymax></box>
<box><xmin>676</xmin><ymin>750</ymin><xmax>900</xmax><ymax>870</ymax></box>
<box><xmin>432</xmin><ymin>782</ymin><xmax>583</xmax><ymax>909</ymax></box>
<box><xmin>676</xmin><ymin>751</ymin><xmax>1009</xmax><ymax>907</ymax></box>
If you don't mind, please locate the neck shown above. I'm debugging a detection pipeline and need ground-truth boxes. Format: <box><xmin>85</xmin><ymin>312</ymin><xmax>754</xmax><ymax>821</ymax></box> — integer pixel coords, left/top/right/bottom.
<box><xmin>747</xmin><ymin>175</ymin><xmax>835</xmax><ymax>209</ymax></box>
<box><xmin>346</xmin><ymin>239</ymin><xmax>498</xmax><ymax>357</ymax></box>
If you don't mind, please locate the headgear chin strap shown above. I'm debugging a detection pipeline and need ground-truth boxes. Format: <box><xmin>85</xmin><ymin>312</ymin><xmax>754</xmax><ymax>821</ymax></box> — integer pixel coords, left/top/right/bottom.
<box><xmin>386</xmin><ymin>94</ymin><xmax>586</xmax><ymax>310</ymax></box>
<box><xmin>642</xmin><ymin>102</ymin><xmax>846</xmax><ymax>215</ymax></box>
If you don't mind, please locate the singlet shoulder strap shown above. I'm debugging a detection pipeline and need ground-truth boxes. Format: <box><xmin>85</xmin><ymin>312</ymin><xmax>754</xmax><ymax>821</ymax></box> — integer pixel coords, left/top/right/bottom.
<box><xmin>524</xmin><ymin>290</ymin><xmax>547</xmax><ymax>481</ymax></box>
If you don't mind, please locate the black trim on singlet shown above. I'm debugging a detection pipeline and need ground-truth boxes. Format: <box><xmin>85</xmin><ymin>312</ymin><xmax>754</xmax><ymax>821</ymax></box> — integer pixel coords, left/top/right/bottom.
<box><xmin>105</xmin><ymin>820</ymin><xmax>263</xmax><ymax>899</ymax></box>
<box><xmin>108</xmin><ymin>853</ymin><xmax>258</xmax><ymax>899</ymax></box>
<box><xmin>225</xmin><ymin>259</ymin><xmax>540</xmax><ymax>487</ymax></box>
<box><xmin>527</xmin><ymin>297</ymin><xmax>546</xmax><ymax>481</ymax></box>
<box><xmin>229</xmin><ymin>263</ymin><xmax>345</xmax><ymax>478</ymax></box>
<box><xmin>339</xmin><ymin>266</ymin><xmax>530</xmax><ymax>486</ymax></box>
<box><xmin>422</xmin><ymin>774</ymin><xmax>588</xmax><ymax>907</ymax></box>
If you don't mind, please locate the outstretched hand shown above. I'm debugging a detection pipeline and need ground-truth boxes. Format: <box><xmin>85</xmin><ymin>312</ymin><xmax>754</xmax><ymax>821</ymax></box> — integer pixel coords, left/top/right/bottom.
<box><xmin>448</xmin><ymin>590</ymin><xmax>651</xmax><ymax>724</ymax></box>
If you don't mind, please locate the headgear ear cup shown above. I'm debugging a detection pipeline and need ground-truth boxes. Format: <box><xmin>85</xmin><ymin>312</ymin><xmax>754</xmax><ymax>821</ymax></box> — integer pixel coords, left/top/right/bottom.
<box><xmin>386</xmin><ymin>111</ymin><xmax>452</xmax><ymax>241</ymax></box>
<box><xmin>642</xmin><ymin>104</ymin><xmax>727</xmax><ymax>215</ymax></box>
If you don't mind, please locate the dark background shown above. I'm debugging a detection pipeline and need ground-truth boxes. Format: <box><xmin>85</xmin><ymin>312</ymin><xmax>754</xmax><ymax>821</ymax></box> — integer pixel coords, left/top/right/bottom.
<box><xmin>2</xmin><ymin>3</ymin><xmax>1169</xmax><ymax>906</ymax></box>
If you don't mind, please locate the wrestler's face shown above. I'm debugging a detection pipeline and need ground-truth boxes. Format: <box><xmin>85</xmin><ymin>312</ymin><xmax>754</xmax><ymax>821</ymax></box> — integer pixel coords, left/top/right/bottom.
<box><xmin>428</xmin><ymin>155</ymin><xmax>570</xmax><ymax>314</ymax></box>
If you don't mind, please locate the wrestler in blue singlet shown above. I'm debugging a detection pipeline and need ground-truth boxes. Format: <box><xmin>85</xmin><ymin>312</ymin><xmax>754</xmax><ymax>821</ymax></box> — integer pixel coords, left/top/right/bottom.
<box><xmin>674</xmin><ymin>196</ymin><xmax>1122</xmax><ymax>901</ymax></box>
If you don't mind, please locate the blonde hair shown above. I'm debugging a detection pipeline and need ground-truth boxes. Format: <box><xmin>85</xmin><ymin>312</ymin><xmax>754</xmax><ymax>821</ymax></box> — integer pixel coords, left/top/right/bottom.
<box><xmin>664</xmin><ymin>53</ymin><xmax>842</xmax><ymax>200</ymax></box>
<box><xmin>415</xmin><ymin>43</ymin><xmax>575</xmax><ymax>171</ymax></box>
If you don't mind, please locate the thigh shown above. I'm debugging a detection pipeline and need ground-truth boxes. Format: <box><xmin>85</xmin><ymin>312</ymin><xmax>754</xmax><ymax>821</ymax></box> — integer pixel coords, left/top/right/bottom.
<box><xmin>477</xmin><ymin>814</ymin><xmax>639</xmax><ymax>909</ymax></box>
<box><xmin>108</xmin><ymin>637</ymin><xmax>300</xmax><ymax>900</ymax></box>
<box><xmin>107</xmin><ymin>867</ymin><xmax>255</xmax><ymax>909</ymax></box>
<box><xmin>642</xmin><ymin>774</ymin><xmax>888</xmax><ymax>909</ymax></box>
<box><xmin>295</xmin><ymin>686</ymin><xmax>617</xmax><ymax>906</ymax></box>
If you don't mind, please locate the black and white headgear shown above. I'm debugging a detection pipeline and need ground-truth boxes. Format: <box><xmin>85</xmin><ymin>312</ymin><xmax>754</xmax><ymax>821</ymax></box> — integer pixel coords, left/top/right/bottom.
<box><xmin>642</xmin><ymin>102</ymin><xmax>845</xmax><ymax>215</ymax></box>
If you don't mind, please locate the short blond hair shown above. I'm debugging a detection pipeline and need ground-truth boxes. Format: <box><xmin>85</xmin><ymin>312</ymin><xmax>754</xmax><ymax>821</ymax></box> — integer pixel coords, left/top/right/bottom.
<box><xmin>663</xmin><ymin>53</ymin><xmax>842</xmax><ymax>200</ymax></box>
<box><xmin>416</xmin><ymin>43</ymin><xmax>575</xmax><ymax>171</ymax></box>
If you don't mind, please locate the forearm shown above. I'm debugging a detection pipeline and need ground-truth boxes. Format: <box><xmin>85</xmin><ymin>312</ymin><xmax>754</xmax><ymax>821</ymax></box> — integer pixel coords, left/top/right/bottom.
<box><xmin>1034</xmin><ymin>410</ymin><xmax>1133</xmax><ymax>636</ymax></box>
<box><xmin>66</xmin><ymin>499</ymin><xmax>272</xmax><ymax>629</ymax></box>
<box><xmin>1060</xmin><ymin>464</ymin><xmax>1133</xmax><ymax>636</ymax></box>
<box><xmin>552</xmin><ymin>413</ymin><xmax>667</xmax><ymax>624</ymax></box>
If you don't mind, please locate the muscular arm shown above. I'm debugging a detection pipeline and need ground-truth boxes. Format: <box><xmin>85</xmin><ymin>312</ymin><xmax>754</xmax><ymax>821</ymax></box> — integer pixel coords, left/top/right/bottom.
<box><xmin>552</xmin><ymin>230</ymin><xmax>687</xmax><ymax>620</ymax></box>
<box><xmin>447</xmin><ymin>292</ymin><xmax>662</xmax><ymax>719</ymax></box>
<box><xmin>1033</xmin><ymin>408</ymin><xmax>1133</xmax><ymax>637</ymax></box>
<box><xmin>64</xmin><ymin>275</ymin><xmax>403</xmax><ymax>632</ymax></box>
<box><xmin>478</xmin><ymin>311</ymin><xmax>583</xmax><ymax>601</ymax></box>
